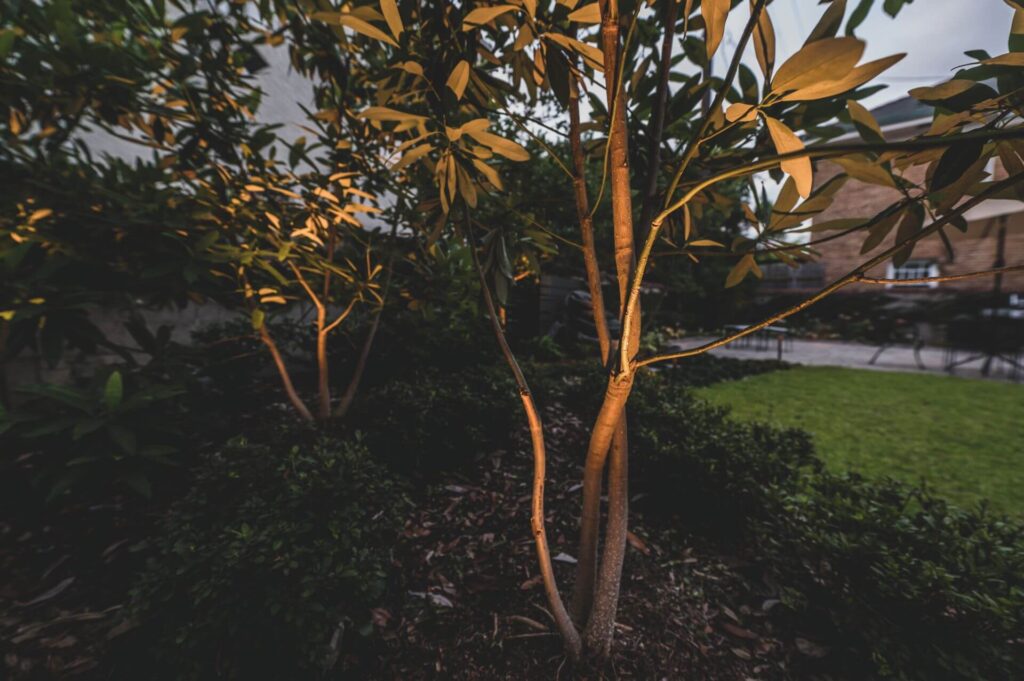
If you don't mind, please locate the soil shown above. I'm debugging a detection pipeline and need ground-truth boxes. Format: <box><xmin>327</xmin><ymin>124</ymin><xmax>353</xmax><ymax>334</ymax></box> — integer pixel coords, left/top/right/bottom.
<box><xmin>2</xmin><ymin>403</ymin><xmax>817</xmax><ymax>680</ymax></box>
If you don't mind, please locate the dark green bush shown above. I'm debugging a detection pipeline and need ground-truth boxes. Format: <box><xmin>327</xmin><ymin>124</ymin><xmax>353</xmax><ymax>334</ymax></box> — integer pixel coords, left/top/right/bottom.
<box><xmin>616</xmin><ymin>364</ymin><xmax>1024</xmax><ymax>680</ymax></box>
<box><xmin>626</xmin><ymin>369</ymin><xmax>818</xmax><ymax>536</ymax></box>
<box><xmin>347</xmin><ymin>364</ymin><xmax>519</xmax><ymax>477</ymax></box>
<box><xmin>1</xmin><ymin>366</ymin><xmax>185</xmax><ymax>503</ymax></box>
<box><xmin>122</xmin><ymin>434</ymin><xmax>406</xmax><ymax>680</ymax></box>
<box><xmin>755</xmin><ymin>473</ymin><xmax>1024</xmax><ymax>680</ymax></box>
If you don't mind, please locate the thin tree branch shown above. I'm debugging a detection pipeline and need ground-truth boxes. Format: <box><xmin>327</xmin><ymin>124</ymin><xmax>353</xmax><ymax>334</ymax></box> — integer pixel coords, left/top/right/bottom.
<box><xmin>858</xmin><ymin>264</ymin><xmax>1024</xmax><ymax>285</ymax></box>
<box><xmin>662</xmin><ymin>0</ymin><xmax>769</xmax><ymax>207</ymax></box>
<box><xmin>637</xmin><ymin>173</ymin><xmax>1024</xmax><ymax>368</ymax></box>
<box><xmin>638</xmin><ymin>0</ymin><xmax>679</xmax><ymax>242</ymax></box>
<box><xmin>463</xmin><ymin>208</ymin><xmax>582</xmax><ymax>661</ymax></box>
<box><xmin>620</xmin><ymin>126</ymin><xmax>1024</xmax><ymax>371</ymax></box>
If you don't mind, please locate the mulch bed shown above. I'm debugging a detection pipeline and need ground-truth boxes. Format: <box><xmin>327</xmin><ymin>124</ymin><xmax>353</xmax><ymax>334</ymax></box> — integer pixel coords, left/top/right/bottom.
<box><xmin>2</xmin><ymin>400</ymin><xmax>819</xmax><ymax>679</ymax></box>
<box><xmin>359</xmin><ymin>402</ymin><xmax>805</xmax><ymax>680</ymax></box>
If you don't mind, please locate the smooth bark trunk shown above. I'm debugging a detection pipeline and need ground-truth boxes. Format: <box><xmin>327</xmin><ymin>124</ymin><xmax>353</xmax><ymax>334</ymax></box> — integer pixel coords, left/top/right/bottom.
<box><xmin>258</xmin><ymin>324</ymin><xmax>314</xmax><ymax>423</ymax></box>
<box><xmin>464</xmin><ymin>210</ymin><xmax>582</xmax><ymax>660</ymax></box>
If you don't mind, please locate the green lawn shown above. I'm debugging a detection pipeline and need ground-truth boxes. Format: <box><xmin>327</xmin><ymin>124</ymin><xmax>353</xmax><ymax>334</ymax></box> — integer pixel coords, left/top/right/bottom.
<box><xmin>697</xmin><ymin>366</ymin><xmax>1024</xmax><ymax>513</ymax></box>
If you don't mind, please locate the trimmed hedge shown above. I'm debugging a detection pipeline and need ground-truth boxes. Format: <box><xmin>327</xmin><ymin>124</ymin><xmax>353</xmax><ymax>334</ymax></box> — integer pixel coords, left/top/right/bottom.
<box><xmin>120</xmin><ymin>434</ymin><xmax>406</xmax><ymax>680</ymax></box>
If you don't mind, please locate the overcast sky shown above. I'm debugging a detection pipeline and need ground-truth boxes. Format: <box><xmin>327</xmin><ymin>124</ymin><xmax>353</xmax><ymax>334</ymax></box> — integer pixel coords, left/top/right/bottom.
<box><xmin>721</xmin><ymin>0</ymin><xmax>1015</xmax><ymax>109</ymax></box>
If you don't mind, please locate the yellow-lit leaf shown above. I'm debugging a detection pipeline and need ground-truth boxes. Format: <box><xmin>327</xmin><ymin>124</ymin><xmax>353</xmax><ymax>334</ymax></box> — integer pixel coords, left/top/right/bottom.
<box><xmin>765</xmin><ymin>117</ymin><xmax>812</xmax><ymax>198</ymax></box>
<box><xmin>358</xmin><ymin>106</ymin><xmax>427</xmax><ymax>123</ymax></box>
<box><xmin>984</xmin><ymin>52</ymin><xmax>1024</xmax><ymax>66</ymax></box>
<box><xmin>463</xmin><ymin>5</ymin><xmax>518</xmax><ymax>30</ymax></box>
<box><xmin>472</xmin><ymin>158</ymin><xmax>505</xmax><ymax>191</ymax></box>
<box><xmin>465</xmin><ymin>129</ymin><xmax>530</xmax><ymax>161</ymax></box>
<box><xmin>313</xmin><ymin>12</ymin><xmax>400</xmax><ymax>47</ymax></box>
<box><xmin>751</xmin><ymin>0</ymin><xmax>775</xmax><ymax>79</ymax></box>
<box><xmin>781</xmin><ymin>53</ymin><xmax>905</xmax><ymax>101</ymax></box>
<box><xmin>771</xmin><ymin>37</ymin><xmax>864</xmax><ymax>96</ymax></box>
<box><xmin>392</xmin><ymin>143</ymin><xmax>432</xmax><ymax>171</ymax></box>
<box><xmin>447</xmin><ymin>60</ymin><xmax>471</xmax><ymax>100</ymax></box>
<box><xmin>910</xmin><ymin>79</ymin><xmax>977</xmax><ymax>101</ymax></box>
<box><xmin>725</xmin><ymin>254</ymin><xmax>756</xmax><ymax>288</ymax></box>
<box><xmin>543</xmin><ymin>32</ymin><xmax>604</xmax><ymax>70</ymax></box>
<box><xmin>725</xmin><ymin>102</ymin><xmax>758</xmax><ymax>122</ymax></box>
<box><xmin>568</xmin><ymin>2</ymin><xmax>600</xmax><ymax>23</ymax></box>
<box><xmin>380</xmin><ymin>0</ymin><xmax>403</xmax><ymax>40</ymax></box>
<box><xmin>702</xmin><ymin>0</ymin><xmax>730</xmax><ymax>60</ymax></box>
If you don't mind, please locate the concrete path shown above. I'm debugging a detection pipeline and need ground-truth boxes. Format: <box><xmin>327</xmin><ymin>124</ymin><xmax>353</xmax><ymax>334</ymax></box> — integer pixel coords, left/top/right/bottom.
<box><xmin>668</xmin><ymin>336</ymin><xmax>1023</xmax><ymax>382</ymax></box>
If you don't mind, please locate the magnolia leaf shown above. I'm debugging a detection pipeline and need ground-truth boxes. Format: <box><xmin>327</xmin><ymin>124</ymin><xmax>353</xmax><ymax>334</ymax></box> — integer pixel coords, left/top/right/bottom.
<box><xmin>859</xmin><ymin>209</ymin><xmax>902</xmax><ymax>253</ymax></box>
<box><xmin>725</xmin><ymin>254</ymin><xmax>756</xmax><ymax>288</ymax></box>
<box><xmin>568</xmin><ymin>2</ymin><xmax>600</xmax><ymax>23</ymax></box>
<box><xmin>380</xmin><ymin>0</ymin><xmax>404</xmax><ymax>39</ymax></box>
<box><xmin>781</xmin><ymin>53</ymin><xmax>904</xmax><ymax>101</ymax></box>
<box><xmin>472</xmin><ymin>158</ymin><xmax>504</xmax><ymax>190</ymax></box>
<box><xmin>771</xmin><ymin>37</ymin><xmax>864</xmax><ymax>96</ymax></box>
<box><xmin>688</xmin><ymin>239</ymin><xmax>724</xmax><ymax>247</ymax></box>
<box><xmin>931</xmin><ymin>140</ymin><xmax>985</xmax><ymax>193</ymax></box>
<box><xmin>314</xmin><ymin>12</ymin><xmax>400</xmax><ymax>47</ymax></box>
<box><xmin>806</xmin><ymin>0</ymin><xmax>847</xmax><ymax>43</ymax></box>
<box><xmin>751</xmin><ymin>0</ymin><xmax>776</xmax><ymax>79</ymax></box>
<box><xmin>359</xmin><ymin>106</ymin><xmax>427</xmax><ymax>123</ymax></box>
<box><xmin>892</xmin><ymin>203</ymin><xmax>925</xmax><ymax>267</ymax></box>
<box><xmin>982</xmin><ymin>52</ymin><xmax>1024</xmax><ymax>66</ymax></box>
<box><xmin>463</xmin><ymin>5</ymin><xmax>518</xmax><ymax>30</ymax></box>
<box><xmin>847</xmin><ymin>99</ymin><xmax>885</xmax><ymax>143</ymax></box>
<box><xmin>833</xmin><ymin>154</ymin><xmax>897</xmax><ymax>188</ymax></box>
<box><xmin>447</xmin><ymin>60</ymin><xmax>471</xmax><ymax>100</ymax></box>
<box><xmin>397</xmin><ymin>60</ymin><xmax>424</xmax><ymax>76</ymax></box>
<box><xmin>725</xmin><ymin>102</ymin><xmax>758</xmax><ymax>122</ymax></box>
<box><xmin>466</xmin><ymin>129</ymin><xmax>530</xmax><ymax>161</ymax></box>
<box><xmin>765</xmin><ymin>117</ymin><xmax>812</xmax><ymax>198</ymax></box>
<box><xmin>702</xmin><ymin>0</ymin><xmax>730</xmax><ymax>60</ymax></box>
<box><xmin>104</xmin><ymin>371</ymin><xmax>123</xmax><ymax>410</ymax></box>
<box><xmin>543</xmin><ymin>33</ymin><xmax>604</xmax><ymax>70</ymax></box>
<box><xmin>773</xmin><ymin>176</ymin><xmax>800</xmax><ymax>215</ymax></box>
<box><xmin>909</xmin><ymin>79</ymin><xmax>975</xmax><ymax>102</ymax></box>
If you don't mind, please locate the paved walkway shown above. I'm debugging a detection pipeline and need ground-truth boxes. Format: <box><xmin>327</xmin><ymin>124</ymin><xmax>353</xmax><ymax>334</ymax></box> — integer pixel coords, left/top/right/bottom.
<box><xmin>668</xmin><ymin>336</ymin><xmax>1023</xmax><ymax>382</ymax></box>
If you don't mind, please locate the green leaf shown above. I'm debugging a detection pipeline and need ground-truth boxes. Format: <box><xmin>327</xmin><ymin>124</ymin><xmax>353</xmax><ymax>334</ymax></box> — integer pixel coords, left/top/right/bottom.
<box><xmin>931</xmin><ymin>140</ymin><xmax>985</xmax><ymax>193</ymax></box>
<box><xmin>104</xmin><ymin>371</ymin><xmax>123</xmax><ymax>410</ymax></box>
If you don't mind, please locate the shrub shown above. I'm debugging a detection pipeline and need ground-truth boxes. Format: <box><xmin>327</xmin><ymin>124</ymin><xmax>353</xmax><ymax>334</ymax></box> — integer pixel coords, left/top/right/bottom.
<box><xmin>626</xmin><ymin>369</ymin><xmax>817</xmax><ymax>537</ymax></box>
<box><xmin>756</xmin><ymin>473</ymin><xmax>1024</xmax><ymax>680</ymax></box>
<box><xmin>0</xmin><ymin>367</ymin><xmax>185</xmax><ymax>503</ymax></box>
<box><xmin>121</xmin><ymin>434</ymin><xmax>406</xmax><ymax>680</ymax></box>
<box><xmin>347</xmin><ymin>364</ymin><xmax>519</xmax><ymax>477</ymax></box>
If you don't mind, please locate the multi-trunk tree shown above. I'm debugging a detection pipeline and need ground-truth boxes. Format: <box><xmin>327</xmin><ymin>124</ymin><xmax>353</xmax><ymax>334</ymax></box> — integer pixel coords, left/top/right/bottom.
<box><xmin>300</xmin><ymin>0</ymin><xmax>1024</xmax><ymax>661</ymax></box>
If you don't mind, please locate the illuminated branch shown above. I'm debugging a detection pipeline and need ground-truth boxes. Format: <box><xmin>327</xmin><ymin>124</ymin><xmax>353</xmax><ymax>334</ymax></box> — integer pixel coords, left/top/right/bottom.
<box><xmin>323</xmin><ymin>297</ymin><xmax>358</xmax><ymax>334</ymax></box>
<box><xmin>619</xmin><ymin>126</ymin><xmax>1024</xmax><ymax>372</ymax></box>
<box><xmin>462</xmin><ymin>209</ymin><xmax>582</xmax><ymax>661</ymax></box>
<box><xmin>636</xmin><ymin>173</ymin><xmax>1024</xmax><ymax>368</ymax></box>
<box><xmin>662</xmin><ymin>0</ymin><xmax>769</xmax><ymax>206</ymax></box>
<box><xmin>858</xmin><ymin>264</ymin><xmax>1024</xmax><ymax>285</ymax></box>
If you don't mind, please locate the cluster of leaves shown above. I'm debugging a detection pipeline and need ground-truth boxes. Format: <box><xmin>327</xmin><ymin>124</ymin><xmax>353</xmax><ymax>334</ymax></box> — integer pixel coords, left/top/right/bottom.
<box><xmin>121</xmin><ymin>434</ymin><xmax>407</xmax><ymax>680</ymax></box>
<box><xmin>0</xmin><ymin>367</ymin><xmax>184</xmax><ymax>501</ymax></box>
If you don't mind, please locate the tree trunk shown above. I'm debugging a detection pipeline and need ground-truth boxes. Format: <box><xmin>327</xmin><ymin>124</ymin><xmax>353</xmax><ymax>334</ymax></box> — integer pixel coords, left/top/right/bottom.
<box><xmin>334</xmin><ymin>304</ymin><xmax>382</xmax><ymax>419</ymax></box>
<box><xmin>258</xmin><ymin>324</ymin><xmax>314</xmax><ymax>423</ymax></box>
<box><xmin>464</xmin><ymin>209</ymin><xmax>582</xmax><ymax>660</ymax></box>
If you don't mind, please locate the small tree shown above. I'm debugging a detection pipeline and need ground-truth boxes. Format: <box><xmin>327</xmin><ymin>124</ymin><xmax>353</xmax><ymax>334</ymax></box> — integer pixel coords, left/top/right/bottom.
<box><xmin>302</xmin><ymin>0</ymin><xmax>1024</xmax><ymax>662</ymax></box>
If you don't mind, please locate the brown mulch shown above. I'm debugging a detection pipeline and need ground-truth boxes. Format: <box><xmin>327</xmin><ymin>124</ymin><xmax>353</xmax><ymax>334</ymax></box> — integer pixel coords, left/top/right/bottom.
<box><xmin>2</xmin><ymin>404</ymin><xmax>817</xmax><ymax>680</ymax></box>
<box><xmin>359</xmin><ymin>403</ymin><xmax>804</xmax><ymax>680</ymax></box>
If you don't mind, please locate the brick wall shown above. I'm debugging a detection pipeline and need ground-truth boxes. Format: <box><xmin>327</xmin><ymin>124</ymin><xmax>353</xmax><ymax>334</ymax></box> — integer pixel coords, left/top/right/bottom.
<box><xmin>809</xmin><ymin>158</ymin><xmax>1024</xmax><ymax>294</ymax></box>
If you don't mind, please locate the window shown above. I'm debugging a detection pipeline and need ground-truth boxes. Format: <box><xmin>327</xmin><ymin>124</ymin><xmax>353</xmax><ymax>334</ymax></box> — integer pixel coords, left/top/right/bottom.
<box><xmin>885</xmin><ymin>259</ymin><xmax>940</xmax><ymax>288</ymax></box>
